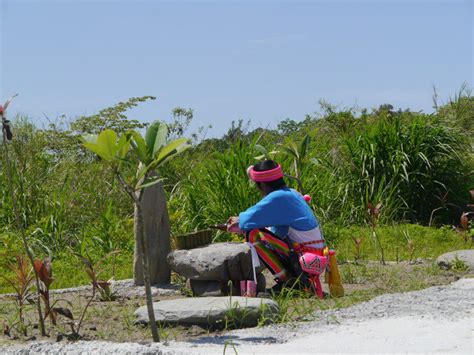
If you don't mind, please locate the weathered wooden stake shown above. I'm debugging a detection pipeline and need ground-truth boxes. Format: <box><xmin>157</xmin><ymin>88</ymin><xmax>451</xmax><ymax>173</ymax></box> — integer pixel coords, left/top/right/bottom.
<box><xmin>133</xmin><ymin>175</ymin><xmax>171</xmax><ymax>285</ymax></box>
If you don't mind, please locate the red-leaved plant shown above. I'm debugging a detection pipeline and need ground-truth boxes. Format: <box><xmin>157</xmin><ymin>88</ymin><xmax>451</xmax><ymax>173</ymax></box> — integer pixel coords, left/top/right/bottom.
<box><xmin>367</xmin><ymin>202</ymin><xmax>385</xmax><ymax>265</ymax></box>
<box><xmin>352</xmin><ymin>237</ymin><xmax>363</xmax><ymax>261</ymax></box>
<box><xmin>1</xmin><ymin>255</ymin><xmax>34</xmax><ymax>335</ymax></box>
<box><xmin>33</xmin><ymin>257</ymin><xmax>55</xmax><ymax>325</ymax></box>
<box><xmin>456</xmin><ymin>212</ymin><xmax>473</xmax><ymax>244</ymax></box>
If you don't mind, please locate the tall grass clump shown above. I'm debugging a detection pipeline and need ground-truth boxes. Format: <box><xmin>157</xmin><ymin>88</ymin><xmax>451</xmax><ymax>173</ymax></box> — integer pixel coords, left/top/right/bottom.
<box><xmin>287</xmin><ymin>105</ymin><xmax>472</xmax><ymax>226</ymax></box>
<box><xmin>170</xmin><ymin>139</ymin><xmax>259</xmax><ymax>238</ymax></box>
<box><xmin>342</xmin><ymin>113</ymin><xmax>468</xmax><ymax>223</ymax></box>
<box><xmin>168</xmin><ymin>104</ymin><xmax>472</xmax><ymax>234</ymax></box>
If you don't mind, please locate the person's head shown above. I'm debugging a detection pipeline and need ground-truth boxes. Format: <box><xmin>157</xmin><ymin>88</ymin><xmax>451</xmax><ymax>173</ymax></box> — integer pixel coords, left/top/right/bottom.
<box><xmin>248</xmin><ymin>160</ymin><xmax>286</xmax><ymax>196</ymax></box>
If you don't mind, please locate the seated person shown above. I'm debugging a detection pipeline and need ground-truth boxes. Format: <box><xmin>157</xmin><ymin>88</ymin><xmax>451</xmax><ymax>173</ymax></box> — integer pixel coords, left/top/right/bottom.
<box><xmin>227</xmin><ymin>160</ymin><xmax>326</xmax><ymax>292</ymax></box>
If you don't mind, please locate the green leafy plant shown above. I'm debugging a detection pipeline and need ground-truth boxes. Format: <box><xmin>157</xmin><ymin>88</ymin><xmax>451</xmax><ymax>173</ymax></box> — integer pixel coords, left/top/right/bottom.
<box><xmin>173</xmin><ymin>139</ymin><xmax>258</xmax><ymax>237</ymax></box>
<box><xmin>223</xmin><ymin>336</ymin><xmax>239</xmax><ymax>355</ymax></box>
<box><xmin>282</xmin><ymin>134</ymin><xmax>311</xmax><ymax>183</ymax></box>
<box><xmin>451</xmin><ymin>255</ymin><xmax>468</xmax><ymax>272</ymax></box>
<box><xmin>76</xmin><ymin>251</ymin><xmax>119</xmax><ymax>302</ymax></box>
<box><xmin>81</xmin><ymin>120</ymin><xmax>190</xmax><ymax>342</ymax></box>
<box><xmin>221</xmin><ymin>289</ymin><xmax>266</xmax><ymax>330</ymax></box>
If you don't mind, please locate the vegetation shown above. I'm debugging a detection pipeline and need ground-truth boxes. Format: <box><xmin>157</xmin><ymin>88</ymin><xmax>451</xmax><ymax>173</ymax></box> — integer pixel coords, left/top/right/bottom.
<box><xmin>81</xmin><ymin>120</ymin><xmax>190</xmax><ymax>342</ymax></box>
<box><xmin>0</xmin><ymin>88</ymin><xmax>473</xmax><ymax>341</ymax></box>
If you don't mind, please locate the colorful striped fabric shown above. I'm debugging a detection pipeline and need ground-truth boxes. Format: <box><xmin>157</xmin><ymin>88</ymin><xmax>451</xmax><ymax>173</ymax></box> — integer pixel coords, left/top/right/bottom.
<box><xmin>246</xmin><ymin>229</ymin><xmax>290</xmax><ymax>282</ymax></box>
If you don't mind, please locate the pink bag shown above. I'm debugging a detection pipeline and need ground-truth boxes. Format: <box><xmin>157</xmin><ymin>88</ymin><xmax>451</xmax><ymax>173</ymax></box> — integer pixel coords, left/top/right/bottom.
<box><xmin>299</xmin><ymin>252</ymin><xmax>328</xmax><ymax>275</ymax></box>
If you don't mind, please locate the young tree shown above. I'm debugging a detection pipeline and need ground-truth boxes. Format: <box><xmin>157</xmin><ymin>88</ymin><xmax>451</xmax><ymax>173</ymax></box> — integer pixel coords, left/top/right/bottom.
<box><xmin>81</xmin><ymin>121</ymin><xmax>189</xmax><ymax>342</ymax></box>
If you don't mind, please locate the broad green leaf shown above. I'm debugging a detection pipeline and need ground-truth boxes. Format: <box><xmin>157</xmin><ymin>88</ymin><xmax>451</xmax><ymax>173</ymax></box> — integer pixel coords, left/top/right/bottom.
<box><xmin>115</xmin><ymin>132</ymin><xmax>132</xmax><ymax>160</ymax></box>
<box><xmin>83</xmin><ymin>142</ymin><xmax>114</xmax><ymax>162</ymax></box>
<box><xmin>145</xmin><ymin>121</ymin><xmax>168</xmax><ymax>158</ymax></box>
<box><xmin>84</xmin><ymin>129</ymin><xmax>119</xmax><ymax>162</ymax></box>
<box><xmin>147</xmin><ymin>139</ymin><xmax>190</xmax><ymax>172</ymax></box>
<box><xmin>130</xmin><ymin>131</ymin><xmax>149</xmax><ymax>164</ymax></box>
<box><xmin>155</xmin><ymin>138</ymin><xmax>189</xmax><ymax>164</ymax></box>
<box><xmin>97</xmin><ymin>129</ymin><xmax>118</xmax><ymax>157</ymax></box>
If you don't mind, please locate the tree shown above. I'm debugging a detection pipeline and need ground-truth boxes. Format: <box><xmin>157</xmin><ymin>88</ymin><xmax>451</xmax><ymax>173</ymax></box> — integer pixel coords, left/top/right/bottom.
<box><xmin>81</xmin><ymin>122</ymin><xmax>189</xmax><ymax>342</ymax></box>
<box><xmin>72</xmin><ymin>96</ymin><xmax>154</xmax><ymax>134</ymax></box>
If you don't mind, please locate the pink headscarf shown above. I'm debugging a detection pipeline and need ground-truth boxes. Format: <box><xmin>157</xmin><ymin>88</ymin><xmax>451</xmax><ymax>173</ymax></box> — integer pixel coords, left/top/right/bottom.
<box><xmin>247</xmin><ymin>164</ymin><xmax>284</xmax><ymax>182</ymax></box>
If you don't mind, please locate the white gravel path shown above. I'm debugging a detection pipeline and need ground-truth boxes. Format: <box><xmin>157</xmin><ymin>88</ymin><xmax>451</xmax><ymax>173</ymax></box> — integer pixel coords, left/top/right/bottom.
<box><xmin>1</xmin><ymin>278</ymin><xmax>473</xmax><ymax>354</ymax></box>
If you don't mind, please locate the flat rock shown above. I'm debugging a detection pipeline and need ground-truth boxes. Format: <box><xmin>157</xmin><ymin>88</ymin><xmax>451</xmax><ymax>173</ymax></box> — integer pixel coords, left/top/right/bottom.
<box><xmin>189</xmin><ymin>279</ymin><xmax>222</xmax><ymax>297</ymax></box>
<box><xmin>134</xmin><ymin>296</ymin><xmax>279</xmax><ymax>328</ymax></box>
<box><xmin>437</xmin><ymin>250</ymin><xmax>474</xmax><ymax>271</ymax></box>
<box><xmin>167</xmin><ymin>242</ymin><xmax>263</xmax><ymax>280</ymax></box>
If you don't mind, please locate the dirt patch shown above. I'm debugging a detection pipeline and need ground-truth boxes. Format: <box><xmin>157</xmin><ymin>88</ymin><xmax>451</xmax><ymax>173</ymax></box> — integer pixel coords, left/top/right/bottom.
<box><xmin>0</xmin><ymin>262</ymin><xmax>469</xmax><ymax>346</ymax></box>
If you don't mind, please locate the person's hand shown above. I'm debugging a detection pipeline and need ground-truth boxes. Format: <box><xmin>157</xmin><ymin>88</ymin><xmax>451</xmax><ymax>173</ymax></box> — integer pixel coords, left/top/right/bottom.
<box><xmin>226</xmin><ymin>216</ymin><xmax>242</xmax><ymax>233</ymax></box>
<box><xmin>226</xmin><ymin>216</ymin><xmax>238</xmax><ymax>225</ymax></box>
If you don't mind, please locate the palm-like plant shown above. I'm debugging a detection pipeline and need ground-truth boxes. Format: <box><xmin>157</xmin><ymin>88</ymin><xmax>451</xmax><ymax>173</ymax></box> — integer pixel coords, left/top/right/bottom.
<box><xmin>81</xmin><ymin>121</ymin><xmax>190</xmax><ymax>342</ymax></box>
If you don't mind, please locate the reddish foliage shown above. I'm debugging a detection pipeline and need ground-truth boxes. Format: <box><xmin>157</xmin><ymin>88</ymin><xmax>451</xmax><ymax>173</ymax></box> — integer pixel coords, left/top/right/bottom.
<box><xmin>460</xmin><ymin>213</ymin><xmax>469</xmax><ymax>231</ymax></box>
<box><xmin>33</xmin><ymin>257</ymin><xmax>53</xmax><ymax>288</ymax></box>
<box><xmin>368</xmin><ymin>202</ymin><xmax>383</xmax><ymax>219</ymax></box>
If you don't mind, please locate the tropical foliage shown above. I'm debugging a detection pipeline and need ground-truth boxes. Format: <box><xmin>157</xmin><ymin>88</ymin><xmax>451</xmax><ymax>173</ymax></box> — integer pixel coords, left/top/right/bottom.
<box><xmin>0</xmin><ymin>91</ymin><xmax>472</xmax><ymax>291</ymax></box>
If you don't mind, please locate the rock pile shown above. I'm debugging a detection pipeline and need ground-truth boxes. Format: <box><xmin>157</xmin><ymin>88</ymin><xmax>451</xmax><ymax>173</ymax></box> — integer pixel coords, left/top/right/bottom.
<box><xmin>167</xmin><ymin>242</ymin><xmax>266</xmax><ymax>296</ymax></box>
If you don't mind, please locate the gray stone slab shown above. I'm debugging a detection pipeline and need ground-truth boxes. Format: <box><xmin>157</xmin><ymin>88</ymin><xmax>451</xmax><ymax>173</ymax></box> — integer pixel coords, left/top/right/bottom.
<box><xmin>437</xmin><ymin>250</ymin><xmax>474</xmax><ymax>271</ymax></box>
<box><xmin>167</xmin><ymin>242</ymin><xmax>263</xmax><ymax>281</ymax></box>
<box><xmin>134</xmin><ymin>296</ymin><xmax>279</xmax><ymax>328</ymax></box>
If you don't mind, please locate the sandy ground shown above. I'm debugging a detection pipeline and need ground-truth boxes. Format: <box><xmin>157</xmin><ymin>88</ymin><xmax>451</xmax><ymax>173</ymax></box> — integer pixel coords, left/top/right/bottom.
<box><xmin>1</xmin><ymin>278</ymin><xmax>473</xmax><ymax>354</ymax></box>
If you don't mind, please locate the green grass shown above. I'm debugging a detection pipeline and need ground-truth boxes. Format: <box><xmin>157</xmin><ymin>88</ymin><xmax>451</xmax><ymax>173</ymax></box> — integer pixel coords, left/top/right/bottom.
<box><xmin>326</xmin><ymin>223</ymin><xmax>470</xmax><ymax>262</ymax></box>
<box><xmin>0</xmin><ymin>252</ymin><xmax>133</xmax><ymax>294</ymax></box>
<box><xmin>1</xmin><ymin>223</ymin><xmax>470</xmax><ymax>294</ymax></box>
<box><xmin>52</xmin><ymin>253</ymin><xmax>133</xmax><ymax>288</ymax></box>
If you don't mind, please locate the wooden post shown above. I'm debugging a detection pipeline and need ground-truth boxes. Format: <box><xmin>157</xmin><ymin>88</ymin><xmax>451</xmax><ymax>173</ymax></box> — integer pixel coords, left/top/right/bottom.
<box><xmin>133</xmin><ymin>174</ymin><xmax>171</xmax><ymax>285</ymax></box>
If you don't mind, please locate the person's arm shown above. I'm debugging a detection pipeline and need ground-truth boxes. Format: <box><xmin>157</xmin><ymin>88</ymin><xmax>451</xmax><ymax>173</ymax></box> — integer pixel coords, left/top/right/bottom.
<box><xmin>238</xmin><ymin>194</ymin><xmax>287</xmax><ymax>231</ymax></box>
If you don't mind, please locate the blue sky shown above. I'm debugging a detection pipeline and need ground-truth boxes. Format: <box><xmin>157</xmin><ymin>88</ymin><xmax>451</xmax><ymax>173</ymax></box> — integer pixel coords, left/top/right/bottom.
<box><xmin>1</xmin><ymin>0</ymin><xmax>472</xmax><ymax>136</ymax></box>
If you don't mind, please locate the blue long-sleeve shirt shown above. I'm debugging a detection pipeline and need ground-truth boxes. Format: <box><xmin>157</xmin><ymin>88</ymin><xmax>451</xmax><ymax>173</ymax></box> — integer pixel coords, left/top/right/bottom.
<box><xmin>239</xmin><ymin>188</ymin><xmax>324</xmax><ymax>247</ymax></box>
